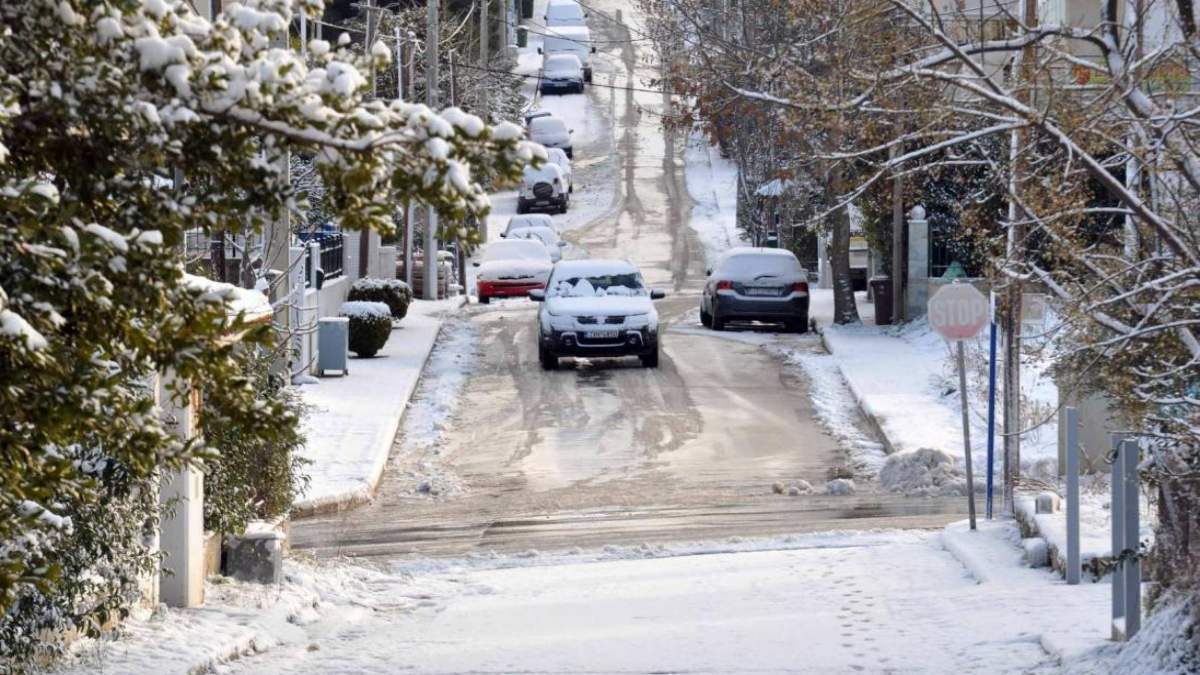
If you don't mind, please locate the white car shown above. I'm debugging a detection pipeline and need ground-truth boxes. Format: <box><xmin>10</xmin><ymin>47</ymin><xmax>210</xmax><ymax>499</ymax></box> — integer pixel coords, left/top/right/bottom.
<box><xmin>518</xmin><ymin>163</ymin><xmax>569</xmax><ymax>214</ymax></box>
<box><xmin>540</xmin><ymin>26</ymin><xmax>595</xmax><ymax>83</ymax></box>
<box><xmin>539</xmin><ymin>54</ymin><xmax>585</xmax><ymax>95</ymax></box>
<box><xmin>530</xmin><ymin>259</ymin><xmax>667</xmax><ymax>369</ymax></box>
<box><xmin>474</xmin><ymin>239</ymin><xmax>553</xmax><ymax>304</ymax></box>
<box><xmin>528</xmin><ymin>115</ymin><xmax>573</xmax><ymax>158</ymax></box>
<box><xmin>509</xmin><ymin>225</ymin><xmax>566</xmax><ymax>262</ymax></box>
<box><xmin>544</xmin><ymin>0</ymin><xmax>587</xmax><ymax>27</ymax></box>
<box><xmin>545</xmin><ymin>147</ymin><xmax>573</xmax><ymax>193</ymax></box>
<box><xmin>501</xmin><ymin>213</ymin><xmax>556</xmax><ymax>238</ymax></box>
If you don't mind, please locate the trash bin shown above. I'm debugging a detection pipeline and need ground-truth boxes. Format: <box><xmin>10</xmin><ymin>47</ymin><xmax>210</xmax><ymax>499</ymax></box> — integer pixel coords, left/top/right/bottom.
<box><xmin>521</xmin><ymin>0</ymin><xmax>533</xmax><ymax>19</ymax></box>
<box><xmin>517</xmin><ymin>26</ymin><xmax>528</xmax><ymax>48</ymax></box>
<box><xmin>869</xmin><ymin>276</ymin><xmax>893</xmax><ymax>326</ymax></box>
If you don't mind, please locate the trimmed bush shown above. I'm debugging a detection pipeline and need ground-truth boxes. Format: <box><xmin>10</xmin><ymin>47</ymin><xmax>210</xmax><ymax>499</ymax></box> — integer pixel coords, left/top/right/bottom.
<box><xmin>340</xmin><ymin>301</ymin><xmax>393</xmax><ymax>357</ymax></box>
<box><xmin>348</xmin><ymin>278</ymin><xmax>413</xmax><ymax>320</ymax></box>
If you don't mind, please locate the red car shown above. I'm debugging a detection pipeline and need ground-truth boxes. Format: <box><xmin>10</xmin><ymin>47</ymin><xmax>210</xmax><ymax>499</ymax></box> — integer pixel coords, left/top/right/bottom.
<box><xmin>474</xmin><ymin>239</ymin><xmax>554</xmax><ymax>304</ymax></box>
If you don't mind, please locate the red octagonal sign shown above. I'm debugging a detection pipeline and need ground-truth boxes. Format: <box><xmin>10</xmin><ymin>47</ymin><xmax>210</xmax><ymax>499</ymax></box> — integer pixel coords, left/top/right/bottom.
<box><xmin>928</xmin><ymin>283</ymin><xmax>989</xmax><ymax>341</ymax></box>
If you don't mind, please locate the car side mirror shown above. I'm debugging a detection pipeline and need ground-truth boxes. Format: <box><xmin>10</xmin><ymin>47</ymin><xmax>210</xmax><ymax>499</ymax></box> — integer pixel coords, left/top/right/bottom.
<box><xmin>705</xmin><ymin>268</ymin><xmax>712</xmax><ymax>276</ymax></box>
<box><xmin>472</xmin><ymin>261</ymin><xmax>481</xmax><ymax>267</ymax></box>
<box><xmin>500</xmin><ymin>233</ymin><xmax>507</xmax><ymax>238</ymax></box>
<box><xmin>650</xmin><ymin>289</ymin><xmax>666</xmax><ymax>300</ymax></box>
<box><xmin>529</xmin><ymin>289</ymin><xmax>546</xmax><ymax>301</ymax></box>
<box><xmin>558</xmin><ymin>241</ymin><xmax>566</xmax><ymax>247</ymax></box>
<box><xmin>537</xmin><ymin>47</ymin><xmax>543</xmax><ymax>55</ymax></box>
<box><xmin>591</xmin><ymin>46</ymin><xmax>597</xmax><ymax>53</ymax></box>
<box><xmin>569</xmin><ymin>129</ymin><xmax>575</xmax><ymax>134</ymax></box>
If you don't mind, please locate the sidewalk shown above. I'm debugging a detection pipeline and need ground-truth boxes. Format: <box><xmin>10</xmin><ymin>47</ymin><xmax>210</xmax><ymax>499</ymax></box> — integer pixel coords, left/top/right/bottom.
<box><xmin>809</xmin><ymin>289</ymin><xmax>1059</xmax><ymax>487</ymax></box>
<box><xmin>293</xmin><ymin>296</ymin><xmax>464</xmax><ymax>515</ymax></box>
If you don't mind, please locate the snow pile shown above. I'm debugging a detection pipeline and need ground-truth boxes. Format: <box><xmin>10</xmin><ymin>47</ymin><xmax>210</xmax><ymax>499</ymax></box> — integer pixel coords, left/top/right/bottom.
<box><xmin>338</xmin><ymin>301</ymin><xmax>391</xmax><ymax>319</ymax></box>
<box><xmin>1060</xmin><ymin>593</ymin><xmax>1199</xmax><ymax>675</ymax></box>
<box><xmin>879</xmin><ymin>447</ymin><xmax>966</xmax><ymax>497</ymax></box>
<box><xmin>825</xmin><ymin>478</ymin><xmax>856</xmax><ymax>495</ymax></box>
<box><xmin>772</xmin><ymin>479</ymin><xmax>815</xmax><ymax>496</ymax></box>
<box><xmin>183</xmin><ymin>273</ymin><xmax>272</xmax><ymax>322</ymax></box>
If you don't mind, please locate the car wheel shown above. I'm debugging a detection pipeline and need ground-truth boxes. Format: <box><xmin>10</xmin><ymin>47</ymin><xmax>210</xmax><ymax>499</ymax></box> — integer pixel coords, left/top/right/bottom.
<box><xmin>565</xmin><ymin>148</ymin><xmax>573</xmax><ymax>159</ymax></box>
<box><xmin>539</xmin><ymin>344</ymin><xmax>558</xmax><ymax>370</ymax></box>
<box><xmin>478</xmin><ymin>295</ymin><xmax>490</xmax><ymax>305</ymax></box>
<box><xmin>559</xmin><ymin>199</ymin><xmax>568</xmax><ymax>214</ymax></box>
<box><xmin>711</xmin><ymin>309</ymin><xmax>725</xmax><ymax>331</ymax></box>
<box><xmin>791</xmin><ymin>314</ymin><xmax>809</xmax><ymax>333</ymax></box>
<box><xmin>640</xmin><ymin>346</ymin><xmax>659</xmax><ymax>368</ymax></box>
<box><xmin>700</xmin><ymin>307</ymin><xmax>712</xmax><ymax>328</ymax></box>
<box><xmin>516</xmin><ymin>201</ymin><xmax>528</xmax><ymax>215</ymax></box>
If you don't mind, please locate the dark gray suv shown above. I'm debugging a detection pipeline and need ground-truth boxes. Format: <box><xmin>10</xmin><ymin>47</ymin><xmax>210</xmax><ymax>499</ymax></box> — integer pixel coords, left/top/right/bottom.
<box><xmin>700</xmin><ymin>248</ymin><xmax>810</xmax><ymax>332</ymax></box>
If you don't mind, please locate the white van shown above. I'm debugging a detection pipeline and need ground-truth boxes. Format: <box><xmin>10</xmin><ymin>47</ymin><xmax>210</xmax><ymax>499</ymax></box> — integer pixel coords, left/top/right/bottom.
<box><xmin>544</xmin><ymin>0</ymin><xmax>587</xmax><ymax>27</ymax></box>
<box><xmin>540</xmin><ymin>26</ymin><xmax>595</xmax><ymax>83</ymax></box>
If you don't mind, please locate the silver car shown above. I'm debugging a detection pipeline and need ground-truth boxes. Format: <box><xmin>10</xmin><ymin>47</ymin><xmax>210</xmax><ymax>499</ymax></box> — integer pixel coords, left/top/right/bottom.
<box><xmin>700</xmin><ymin>248</ymin><xmax>810</xmax><ymax>332</ymax></box>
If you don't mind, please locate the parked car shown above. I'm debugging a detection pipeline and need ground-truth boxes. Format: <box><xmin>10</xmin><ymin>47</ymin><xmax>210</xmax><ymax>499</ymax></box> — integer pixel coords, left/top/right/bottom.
<box><xmin>540</xmin><ymin>26</ymin><xmax>595</xmax><ymax>83</ymax></box>
<box><xmin>474</xmin><ymin>239</ymin><xmax>553</xmax><ymax>304</ymax></box>
<box><xmin>517</xmin><ymin>163</ymin><xmax>569</xmax><ymax>214</ymax></box>
<box><xmin>527</xmin><ymin>115</ymin><xmax>573</xmax><ymax>158</ymax></box>
<box><xmin>539</xmin><ymin>54</ymin><xmax>586</xmax><ymax>95</ymax></box>
<box><xmin>509</xmin><ymin>225</ymin><xmax>566</xmax><ymax>262</ymax></box>
<box><xmin>530</xmin><ymin>259</ymin><xmax>667</xmax><ymax>369</ymax></box>
<box><xmin>545</xmin><ymin>147</ymin><xmax>573</xmax><ymax>193</ymax></box>
<box><xmin>501</xmin><ymin>213</ymin><xmax>556</xmax><ymax>238</ymax></box>
<box><xmin>524</xmin><ymin>109</ymin><xmax>553</xmax><ymax>126</ymax></box>
<box><xmin>700</xmin><ymin>247</ymin><xmax>809</xmax><ymax>332</ymax></box>
<box><xmin>544</xmin><ymin>0</ymin><xmax>587</xmax><ymax>27</ymax></box>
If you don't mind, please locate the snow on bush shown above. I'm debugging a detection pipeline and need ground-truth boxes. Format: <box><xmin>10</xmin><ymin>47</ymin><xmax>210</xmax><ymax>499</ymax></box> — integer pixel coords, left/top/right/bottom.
<box><xmin>340</xmin><ymin>302</ymin><xmax>392</xmax><ymax>357</ymax></box>
<box><xmin>348</xmin><ymin>278</ymin><xmax>413</xmax><ymax>320</ymax></box>
<box><xmin>878</xmin><ymin>448</ymin><xmax>966</xmax><ymax>497</ymax></box>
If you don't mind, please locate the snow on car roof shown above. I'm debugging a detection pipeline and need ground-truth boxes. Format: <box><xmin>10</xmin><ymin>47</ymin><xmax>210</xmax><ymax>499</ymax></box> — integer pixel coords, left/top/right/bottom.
<box><xmin>544</xmin><ymin>25</ymin><xmax>591</xmax><ymax>39</ymax></box>
<box><xmin>510</xmin><ymin>225</ymin><xmax>559</xmax><ymax>242</ymax></box>
<box><xmin>552</xmin><ymin>259</ymin><xmax>637</xmax><ymax>276</ymax></box>
<box><xmin>507</xmin><ymin>214</ymin><xmax>554</xmax><ymax>229</ymax></box>
<box><xmin>529</xmin><ymin>116</ymin><xmax>567</xmax><ymax>133</ymax></box>
<box><xmin>483</xmin><ymin>238</ymin><xmax>551</xmax><ymax>262</ymax></box>
<box><xmin>523</xmin><ymin>163</ymin><xmax>565</xmax><ymax>181</ymax></box>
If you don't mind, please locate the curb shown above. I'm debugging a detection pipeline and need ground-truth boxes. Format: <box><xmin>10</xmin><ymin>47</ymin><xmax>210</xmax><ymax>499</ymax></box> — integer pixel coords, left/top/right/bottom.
<box><xmin>291</xmin><ymin>296</ymin><xmax>467</xmax><ymax>518</ymax></box>
<box><xmin>816</xmin><ymin>324</ymin><xmax>897</xmax><ymax>456</ymax></box>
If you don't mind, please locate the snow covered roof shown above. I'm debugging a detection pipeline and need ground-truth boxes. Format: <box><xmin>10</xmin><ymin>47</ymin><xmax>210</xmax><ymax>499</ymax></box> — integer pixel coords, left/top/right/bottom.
<box><xmin>183</xmin><ymin>273</ymin><xmax>273</xmax><ymax>325</ymax></box>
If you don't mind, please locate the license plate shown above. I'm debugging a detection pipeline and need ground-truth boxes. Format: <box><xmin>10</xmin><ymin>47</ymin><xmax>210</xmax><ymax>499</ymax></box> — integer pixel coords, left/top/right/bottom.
<box><xmin>535</xmin><ymin>200</ymin><xmax>549</xmax><ymax>205</ymax></box>
<box><xmin>584</xmin><ymin>330</ymin><xmax>619</xmax><ymax>338</ymax></box>
<box><xmin>745</xmin><ymin>287</ymin><xmax>778</xmax><ymax>296</ymax></box>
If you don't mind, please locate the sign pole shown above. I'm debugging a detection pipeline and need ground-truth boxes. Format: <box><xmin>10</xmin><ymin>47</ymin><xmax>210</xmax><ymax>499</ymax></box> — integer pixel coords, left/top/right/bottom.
<box><xmin>985</xmin><ymin>296</ymin><xmax>997</xmax><ymax>519</ymax></box>
<box><xmin>957</xmin><ymin>340</ymin><xmax>977</xmax><ymax>530</ymax></box>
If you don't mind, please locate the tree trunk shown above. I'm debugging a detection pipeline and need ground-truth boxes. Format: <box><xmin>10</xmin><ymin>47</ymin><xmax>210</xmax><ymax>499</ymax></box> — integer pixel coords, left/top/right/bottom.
<box><xmin>828</xmin><ymin>166</ymin><xmax>860</xmax><ymax>325</ymax></box>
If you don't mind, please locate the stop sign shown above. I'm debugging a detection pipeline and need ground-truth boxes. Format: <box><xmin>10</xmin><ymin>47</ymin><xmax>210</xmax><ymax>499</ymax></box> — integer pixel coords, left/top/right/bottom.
<box><xmin>928</xmin><ymin>283</ymin><xmax>989</xmax><ymax>341</ymax></box>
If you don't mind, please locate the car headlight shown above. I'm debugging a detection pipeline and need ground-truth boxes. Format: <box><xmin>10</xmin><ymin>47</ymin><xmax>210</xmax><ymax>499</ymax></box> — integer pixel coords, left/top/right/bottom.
<box><xmin>547</xmin><ymin>313</ymin><xmax>575</xmax><ymax>330</ymax></box>
<box><xmin>624</xmin><ymin>313</ymin><xmax>650</xmax><ymax>328</ymax></box>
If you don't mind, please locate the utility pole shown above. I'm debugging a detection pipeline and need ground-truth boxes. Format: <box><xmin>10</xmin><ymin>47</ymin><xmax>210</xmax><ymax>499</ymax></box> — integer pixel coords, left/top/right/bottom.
<box><xmin>424</xmin><ymin>0</ymin><xmax>440</xmax><ymax>300</ymax></box>
<box><xmin>405</xmin><ymin>31</ymin><xmax>418</xmax><ymax>289</ymax></box>
<box><xmin>359</xmin><ymin>0</ymin><xmax>378</xmax><ymax>279</ymax></box>
<box><xmin>479</xmin><ymin>0</ymin><xmax>490</xmax><ymax>120</ymax></box>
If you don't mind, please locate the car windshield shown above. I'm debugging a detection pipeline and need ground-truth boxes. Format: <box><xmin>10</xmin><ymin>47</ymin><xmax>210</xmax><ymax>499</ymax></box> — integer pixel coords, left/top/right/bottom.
<box><xmin>549</xmin><ymin>271</ymin><xmax>645</xmax><ymax>297</ymax></box>
<box><xmin>544</xmin><ymin>55</ymin><xmax>581</xmax><ymax>71</ymax></box>
<box><xmin>483</xmin><ymin>240</ymin><xmax>549</xmax><ymax>263</ymax></box>
<box><xmin>717</xmin><ymin>253</ymin><xmax>802</xmax><ymax>279</ymax></box>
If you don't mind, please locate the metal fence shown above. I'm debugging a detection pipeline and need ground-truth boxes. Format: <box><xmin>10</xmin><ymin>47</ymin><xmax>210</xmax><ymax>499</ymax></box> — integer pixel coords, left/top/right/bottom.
<box><xmin>184</xmin><ymin>229</ymin><xmax>239</xmax><ymax>260</ymax></box>
<box><xmin>300</xmin><ymin>233</ymin><xmax>344</xmax><ymax>287</ymax></box>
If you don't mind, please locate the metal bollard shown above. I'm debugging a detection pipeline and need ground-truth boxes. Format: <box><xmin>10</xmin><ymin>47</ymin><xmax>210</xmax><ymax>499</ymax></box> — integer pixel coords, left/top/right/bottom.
<box><xmin>1064</xmin><ymin>407</ymin><xmax>1080</xmax><ymax>585</ymax></box>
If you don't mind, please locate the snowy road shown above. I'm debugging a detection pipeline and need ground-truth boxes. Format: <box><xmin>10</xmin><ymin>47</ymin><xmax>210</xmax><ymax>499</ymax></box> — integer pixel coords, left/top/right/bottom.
<box><xmin>292</xmin><ymin>0</ymin><xmax>964</xmax><ymax>560</ymax></box>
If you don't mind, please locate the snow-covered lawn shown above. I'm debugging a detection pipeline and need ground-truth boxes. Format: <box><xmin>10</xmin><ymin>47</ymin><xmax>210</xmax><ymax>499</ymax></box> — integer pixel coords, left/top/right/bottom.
<box><xmin>57</xmin><ymin>524</ymin><xmax>1136</xmax><ymax>675</ymax></box>
<box><xmin>293</xmin><ymin>298</ymin><xmax>464</xmax><ymax>514</ymax></box>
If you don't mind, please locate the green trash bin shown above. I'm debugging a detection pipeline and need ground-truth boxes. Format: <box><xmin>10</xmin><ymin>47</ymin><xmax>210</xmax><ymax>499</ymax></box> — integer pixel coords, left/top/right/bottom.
<box><xmin>517</xmin><ymin>26</ymin><xmax>528</xmax><ymax>48</ymax></box>
<box><xmin>522</xmin><ymin>0</ymin><xmax>533</xmax><ymax>19</ymax></box>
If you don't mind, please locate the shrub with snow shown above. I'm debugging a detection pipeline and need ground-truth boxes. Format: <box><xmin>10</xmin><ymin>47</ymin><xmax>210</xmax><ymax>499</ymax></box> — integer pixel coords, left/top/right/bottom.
<box><xmin>826</xmin><ymin>478</ymin><xmax>856</xmax><ymax>496</ymax></box>
<box><xmin>348</xmin><ymin>278</ymin><xmax>413</xmax><ymax>320</ymax></box>
<box><xmin>341</xmin><ymin>301</ymin><xmax>393</xmax><ymax>357</ymax></box>
<box><xmin>879</xmin><ymin>448</ymin><xmax>966</xmax><ymax>497</ymax></box>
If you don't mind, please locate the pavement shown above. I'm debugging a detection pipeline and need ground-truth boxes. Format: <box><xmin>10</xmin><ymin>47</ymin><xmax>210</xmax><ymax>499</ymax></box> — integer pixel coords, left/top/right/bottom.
<box><xmin>292</xmin><ymin>296</ymin><xmax>465</xmax><ymax>516</ymax></box>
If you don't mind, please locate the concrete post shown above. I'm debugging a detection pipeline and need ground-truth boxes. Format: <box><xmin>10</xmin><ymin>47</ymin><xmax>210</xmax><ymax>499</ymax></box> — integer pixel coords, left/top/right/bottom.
<box><xmin>308</xmin><ymin>242</ymin><xmax>320</xmax><ymax>289</ymax></box>
<box><xmin>816</xmin><ymin>235</ymin><xmax>832</xmax><ymax>289</ymax></box>
<box><xmin>906</xmin><ymin>205</ymin><xmax>929</xmax><ymax>320</ymax></box>
<box><xmin>158</xmin><ymin>373</ymin><xmax>204</xmax><ymax>608</ymax></box>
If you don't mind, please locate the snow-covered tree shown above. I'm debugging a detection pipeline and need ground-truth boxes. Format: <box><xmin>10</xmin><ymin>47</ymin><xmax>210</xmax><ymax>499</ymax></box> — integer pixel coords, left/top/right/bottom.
<box><xmin>0</xmin><ymin>0</ymin><xmax>536</xmax><ymax>662</ymax></box>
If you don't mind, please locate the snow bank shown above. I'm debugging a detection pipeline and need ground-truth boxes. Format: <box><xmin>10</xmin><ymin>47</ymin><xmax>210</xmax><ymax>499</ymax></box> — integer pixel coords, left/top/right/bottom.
<box><xmin>879</xmin><ymin>447</ymin><xmax>966</xmax><ymax>496</ymax></box>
